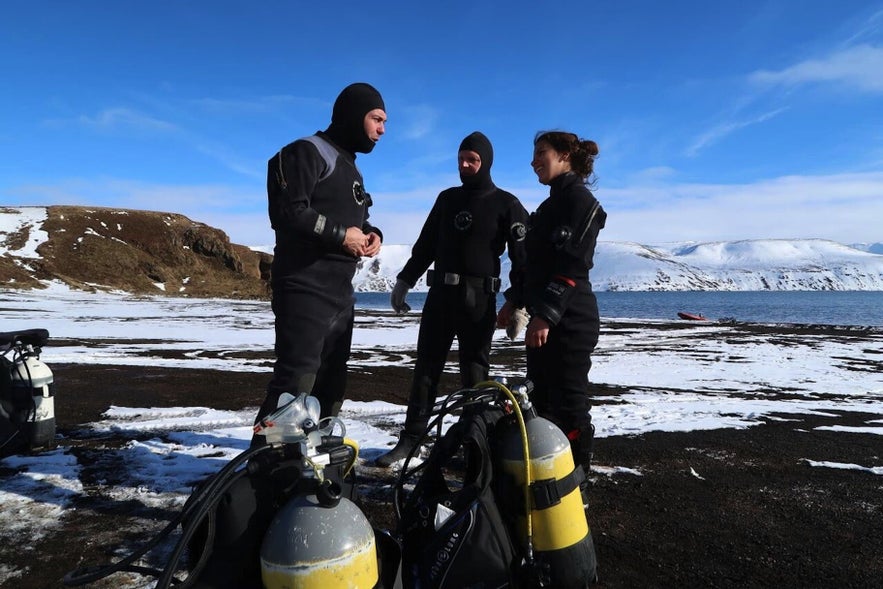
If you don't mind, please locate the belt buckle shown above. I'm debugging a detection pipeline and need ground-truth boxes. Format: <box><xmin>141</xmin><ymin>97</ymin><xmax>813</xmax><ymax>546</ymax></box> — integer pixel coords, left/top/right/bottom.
<box><xmin>444</xmin><ymin>272</ymin><xmax>460</xmax><ymax>286</ymax></box>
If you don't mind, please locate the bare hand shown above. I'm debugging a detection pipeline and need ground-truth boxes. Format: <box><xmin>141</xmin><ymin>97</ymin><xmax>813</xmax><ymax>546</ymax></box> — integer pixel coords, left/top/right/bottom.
<box><xmin>525</xmin><ymin>317</ymin><xmax>550</xmax><ymax>348</ymax></box>
<box><xmin>363</xmin><ymin>232</ymin><xmax>382</xmax><ymax>257</ymax></box>
<box><xmin>342</xmin><ymin>227</ymin><xmax>368</xmax><ymax>257</ymax></box>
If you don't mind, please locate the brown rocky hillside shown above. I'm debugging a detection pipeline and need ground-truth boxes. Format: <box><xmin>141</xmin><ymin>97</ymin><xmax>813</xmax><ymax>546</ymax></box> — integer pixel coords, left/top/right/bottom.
<box><xmin>0</xmin><ymin>205</ymin><xmax>272</xmax><ymax>298</ymax></box>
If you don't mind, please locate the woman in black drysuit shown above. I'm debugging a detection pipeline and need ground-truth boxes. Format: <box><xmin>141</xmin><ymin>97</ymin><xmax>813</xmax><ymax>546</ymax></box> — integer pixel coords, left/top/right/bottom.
<box><xmin>499</xmin><ymin>130</ymin><xmax>607</xmax><ymax>472</ymax></box>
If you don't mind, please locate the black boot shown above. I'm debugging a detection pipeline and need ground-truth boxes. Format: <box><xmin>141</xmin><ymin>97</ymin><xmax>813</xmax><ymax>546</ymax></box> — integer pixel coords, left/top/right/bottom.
<box><xmin>375</xmin><ymin>431</ymin><xmax>421</xmax><ymax>468</ymax></box>
<box><xmin>570</xmin><ymin>422</ymin><xmax>595</xmax><ymax>511</ymax></box>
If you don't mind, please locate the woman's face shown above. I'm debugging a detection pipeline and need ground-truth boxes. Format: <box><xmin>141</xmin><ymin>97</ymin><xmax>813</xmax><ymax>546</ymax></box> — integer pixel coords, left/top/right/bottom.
<box><xmin>531</xmin><ymin>140</ymin><xmax>570</xmax><ymax>185</ymax></box>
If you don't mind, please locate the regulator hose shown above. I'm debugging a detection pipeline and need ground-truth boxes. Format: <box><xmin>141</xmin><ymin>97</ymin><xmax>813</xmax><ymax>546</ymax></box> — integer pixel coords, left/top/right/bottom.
<box><xmin>63</xmin><ymin>443</ymin><xmax>273</xmax><ymax>587</ymax></box>
<box><xmin>392</xmin><ymin>377</ymin><xmax>533</xmax><ymax>557</ymax></box>
<box><xmin>392</xmin><ymin>384</ymin><xmax>497</xmax><ymax>520</ymax></box>
<box><xmin>475</xmin><ymin>380</ymin><xmax>535</xmax><ymax>563</ymax></box>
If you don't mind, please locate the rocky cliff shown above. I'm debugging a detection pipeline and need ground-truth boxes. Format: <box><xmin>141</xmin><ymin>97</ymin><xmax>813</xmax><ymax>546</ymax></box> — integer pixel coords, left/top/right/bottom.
<box><xmin>1</xmin><ymin>206</ymin><xmax>271</xmax><ymax>298</ymax></box>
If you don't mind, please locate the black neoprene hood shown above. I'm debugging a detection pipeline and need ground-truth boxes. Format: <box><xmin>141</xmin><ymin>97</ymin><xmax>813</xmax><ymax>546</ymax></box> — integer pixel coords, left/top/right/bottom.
<box><xmin>325</xmin><ymin>82</ymin><xmax>385</xmax><ymax>154</ymax></box>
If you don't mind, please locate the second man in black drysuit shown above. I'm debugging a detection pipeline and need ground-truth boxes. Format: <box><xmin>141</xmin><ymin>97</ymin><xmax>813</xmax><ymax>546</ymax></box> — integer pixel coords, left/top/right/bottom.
<box><xmin>376</xmin><ymin>131</ymin><xmax>528</xmax><ymax>466</ymax></box>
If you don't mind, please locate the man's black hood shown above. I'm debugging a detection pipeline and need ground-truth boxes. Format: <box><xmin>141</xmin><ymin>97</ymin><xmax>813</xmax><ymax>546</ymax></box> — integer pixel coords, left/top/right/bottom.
<box><xmin>458</xmin><ymin>131</ymin><xmax>495</xmax><ymax>190</ymax></box>
<box><xmin>324</xmin><ymin>83</ymin><xmax>385</xmax><ymax>155</ymax></box>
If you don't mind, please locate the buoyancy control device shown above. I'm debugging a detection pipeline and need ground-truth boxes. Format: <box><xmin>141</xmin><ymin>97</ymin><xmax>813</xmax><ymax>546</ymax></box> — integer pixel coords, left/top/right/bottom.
<box><xmin>1</xmin><ymin>328</ymin><xmax>56</xmax><ymax>457</ymax></box>
<box><xmin>64</xmin><ymin>392</ymin><xmax>402</xmax><ymax>589</ymax></box>
<box><xmin>394</xmin><ymin>379</ymin><xmax>597</xmax><ymax>588</ymax></box>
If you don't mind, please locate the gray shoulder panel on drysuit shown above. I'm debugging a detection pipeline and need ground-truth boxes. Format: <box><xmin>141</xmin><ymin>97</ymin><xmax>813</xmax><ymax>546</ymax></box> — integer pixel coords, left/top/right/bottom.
<box><xmin>301</xmin><ymin>135</ymin><xmax>338</xmax><ymax>182</ymax></box>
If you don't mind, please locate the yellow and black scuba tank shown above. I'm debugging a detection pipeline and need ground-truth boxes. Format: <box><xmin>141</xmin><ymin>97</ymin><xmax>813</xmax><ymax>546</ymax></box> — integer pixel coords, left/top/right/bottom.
<box><xmin>496</xmin><ymin>399</ymin><xmax>597</xmax><ymax>588</ymax></box>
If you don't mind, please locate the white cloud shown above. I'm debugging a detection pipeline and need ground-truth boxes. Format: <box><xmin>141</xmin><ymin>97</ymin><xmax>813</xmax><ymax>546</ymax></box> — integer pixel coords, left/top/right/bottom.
<box><xmin>686</xmin><ymin>107</ymin><xmax>788</xmax><ymax>157</ymax></box>
<box><xmin>600</xmin><ymin>171</ymin><xmax>883</xmax><ymax>243</ymax></box>
<box><xmin>72</xmin><ymin>107</ymin><xmax>178</xmax><ymax>133</ymax></box>
<box><xmin>398</xmin><ymin>104</ymin><xmax>439</xmax><ymax>141</ymax></box>
<box><xmin>750</xmin><ymin>44</ymin><xmax>883</xmax><ymax>93</ymax></box>
<box><xmin>193</xmin><ymin>141</ymin><xmax>264</xmax><ymax>180</ymax></box>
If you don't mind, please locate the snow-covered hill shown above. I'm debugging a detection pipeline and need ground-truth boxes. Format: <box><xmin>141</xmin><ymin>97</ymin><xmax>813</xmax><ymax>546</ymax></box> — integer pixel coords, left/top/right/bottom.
<box><xmin>355</xmin><ymin>239</ymin><xmax>883</xmax><ymax>292</ymax></box>
<box><xmin>3</xmin><ymin>206</ymin><xmax>883</xmax><ymax>292</ymax></box>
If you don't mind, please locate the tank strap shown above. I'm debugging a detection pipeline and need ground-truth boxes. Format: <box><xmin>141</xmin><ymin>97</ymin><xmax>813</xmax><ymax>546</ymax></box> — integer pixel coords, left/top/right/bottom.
<box><xmin>529</xmin><ymin>466</ymin><xmax>586</xmax><ymax>510</ymax></box>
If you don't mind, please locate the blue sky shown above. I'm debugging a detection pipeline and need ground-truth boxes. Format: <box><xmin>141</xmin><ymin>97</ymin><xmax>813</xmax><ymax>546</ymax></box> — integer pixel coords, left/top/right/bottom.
<box><xmin>2</xmin><ymin>1</ymin><xmax>882</xmax><ymax>247</ymax></box>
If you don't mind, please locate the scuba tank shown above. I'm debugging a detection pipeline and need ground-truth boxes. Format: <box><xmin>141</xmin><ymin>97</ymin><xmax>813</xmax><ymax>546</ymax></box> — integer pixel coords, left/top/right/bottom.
<box><xmin>497</xmin><ymin>384</ymin><xmax>597</xmax><ymax>589</ymax></box>
<box><xmin>254</xmin><ymin>393</ymin><xmax>380</xmax><ymax>589</ymax></box>
<box><xmin>1</xmin><ymin>328</ymin><xmax>55</xmax><ymax>454</ymax></box>
<box><xmin>261</xmin><ymin>491</ymin><xmax>379</xmax><ymax>588</ymax></box>
<box><xmin>10</xmin><ymin>346</ymin><xmax>56</xmax><ymax>449</ymax></box>
<box><xmin>64</xmin><ymin>392</ymin><xmax>393</xmax><ymax>589</ymax></box>
<box><xmin>394</xmin><ymin>379</ymin><xmax>598</xmax><ymax>589</ymax></box>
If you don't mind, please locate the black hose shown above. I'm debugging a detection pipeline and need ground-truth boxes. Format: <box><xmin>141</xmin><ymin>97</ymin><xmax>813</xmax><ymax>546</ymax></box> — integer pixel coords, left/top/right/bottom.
<box><xmin>63</xmin><ymin>443</ymin><xmax>273</xmax><ymax>586</ymax></box>
<box><xmin>392</xmin><ymin>385</ymin><xmax>501</xmax><ymax>520</ymax></box>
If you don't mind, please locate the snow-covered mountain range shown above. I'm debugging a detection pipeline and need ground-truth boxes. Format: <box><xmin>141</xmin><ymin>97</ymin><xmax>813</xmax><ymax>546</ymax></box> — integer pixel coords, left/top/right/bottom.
<box><xmin>353</xmin><ymin>239</ymin><xmax>883</xmax><ymax>292</ymax></box>
<box><xmin>2</xmin><ymin>206</ymin><xmax>882</xmax><ymax>292</ymax></box>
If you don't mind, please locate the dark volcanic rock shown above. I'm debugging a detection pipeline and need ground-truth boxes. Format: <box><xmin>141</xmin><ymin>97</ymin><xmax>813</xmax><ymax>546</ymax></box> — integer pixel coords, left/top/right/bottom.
<box><xmin>1</xmin><ymin>205</ymin><xmax>271</xmax><ymax>298</ymax></box>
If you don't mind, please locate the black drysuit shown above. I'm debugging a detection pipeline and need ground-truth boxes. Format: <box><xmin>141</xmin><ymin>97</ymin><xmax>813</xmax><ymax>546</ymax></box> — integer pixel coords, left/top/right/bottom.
<box><xmin>260</xmin><ymin>131</ymin><xmax>382</xmax><ymax>420</ymax></box>
<box><xmin>397</xmin><ymin>184</ymin><xmax>528</xmax><ymax>433</ymax></box>
<box><xmin>524</xmin><ymin>171</ymin><xmax>606</xmax><ymax>466</ymax></box>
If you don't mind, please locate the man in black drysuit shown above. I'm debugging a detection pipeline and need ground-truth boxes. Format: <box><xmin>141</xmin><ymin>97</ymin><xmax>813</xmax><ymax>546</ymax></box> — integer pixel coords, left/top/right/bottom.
<box><xmin>376</xmin><ymin>131</ymin><xmax>528</xmax><ymax>466</ymax></box>
<box><xmin>255</xmin><ymin>83</ymin><xmax>387</xmax><ymax>433</ymax></box>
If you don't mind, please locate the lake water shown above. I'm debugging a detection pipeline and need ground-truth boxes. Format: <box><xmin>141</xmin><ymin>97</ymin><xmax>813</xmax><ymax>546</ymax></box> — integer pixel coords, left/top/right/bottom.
<box><xmin>356</xmin><ymin>290</ymin><xmax>883</xmax><ymax>327</ymax></box>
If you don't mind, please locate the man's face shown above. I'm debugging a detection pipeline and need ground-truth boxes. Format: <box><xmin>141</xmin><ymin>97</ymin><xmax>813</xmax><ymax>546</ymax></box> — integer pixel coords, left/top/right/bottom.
<box><xmin>458</xmin><ymin>150</ymin><xmax>482</xmax><ymax>176</ymax></box>
<box><xmin>363</xmin><ymin>109</ymin><xmax>387</xmax><ymax>145</ymax></box>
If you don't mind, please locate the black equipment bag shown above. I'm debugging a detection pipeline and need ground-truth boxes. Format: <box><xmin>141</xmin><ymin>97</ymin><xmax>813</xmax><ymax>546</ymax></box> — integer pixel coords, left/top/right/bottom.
<box><xmin>397</xmin><ymin>406</ymin><xmax>519</xmax><ymax>589</ymax></box>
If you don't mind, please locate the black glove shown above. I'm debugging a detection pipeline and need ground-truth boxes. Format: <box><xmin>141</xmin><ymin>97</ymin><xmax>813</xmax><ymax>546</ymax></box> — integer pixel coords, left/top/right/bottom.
<box><xmin>390</xmin><ymin>279</ymin><xmax>411</xmax><ymax>313</ymax></box>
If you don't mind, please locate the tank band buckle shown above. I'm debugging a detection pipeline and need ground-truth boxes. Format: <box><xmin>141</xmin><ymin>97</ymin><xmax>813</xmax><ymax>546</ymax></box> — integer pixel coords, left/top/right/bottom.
<box><xmin>530</xmin><ymin>467</ymin><xmax>586</xmax><ymax>510</ymax></box>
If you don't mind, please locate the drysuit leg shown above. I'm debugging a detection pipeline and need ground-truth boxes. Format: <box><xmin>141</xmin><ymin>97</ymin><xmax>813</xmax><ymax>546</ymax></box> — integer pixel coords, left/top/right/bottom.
<box><xmin>376</xmin><ymin>290</ymin><xmax>455</xmax><ymax>467</ymax></box>
<box><xmin>455</xmin><ymin>292</ymin><xmax>496</xmax><ymax>388</ymax></box>
<box><xmin>312</xmin><ymin>306</ymin><xmax>354</xmax><ymax>419</ymax></box>
<box><xmin>403</xmin><ymin>289</ymin><xmax>457</xmax><ymax>433</ymax></box>
<box><xmin>255</xmin><ymin>279</ymin><xmax>353</xmax><ymax>446</ymax></box>
<box><xmin>526</xmin><ymin>302</ymin><xmax>599</xmax><ymax>471</ymax></box>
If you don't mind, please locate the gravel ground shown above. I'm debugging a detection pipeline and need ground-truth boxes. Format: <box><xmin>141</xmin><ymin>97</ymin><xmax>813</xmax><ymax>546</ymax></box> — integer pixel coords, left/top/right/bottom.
<box><xmin>2</xmin><ymin>321</ymin><xmax>882</xmax><ymax>588</ymax></box>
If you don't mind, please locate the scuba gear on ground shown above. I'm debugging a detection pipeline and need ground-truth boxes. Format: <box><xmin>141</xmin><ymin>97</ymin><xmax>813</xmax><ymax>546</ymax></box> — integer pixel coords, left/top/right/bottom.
<box><xmin>497</xmin><ymin>398</ymin><xmax>597</xmax><ymax>588</ymax></box>
<box><xmin>375</xmin><ymin>430</ymin><xmax>421</xmax><ymax>468</ymax></box>
<box><xmin>64</xmin><ymin>392</ymin><xmax>400</xmax><ymax>589</ymax></box>
<box><xmin>255</xmin><ymin>394</ymin><xmax>378</xmax><ymax>589</ymax></box>
<box><xmin>394</xmin><ymin>379</ymin><xmax>597</xmax><ymax>588</ymax></box>
<box><xmin>1</xmin><ymin>329</ymin><xmax>55</xmax><ymax>457</ymax></box>
<box><xmin>261</xmin><ymin>490</ymin><xmax>378</xmax><ymax>588</ymax></box>
<box><xmin>395</xmin><ymin>386</ymin><xmax>516</xmax><ymax>589</ymax></box>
